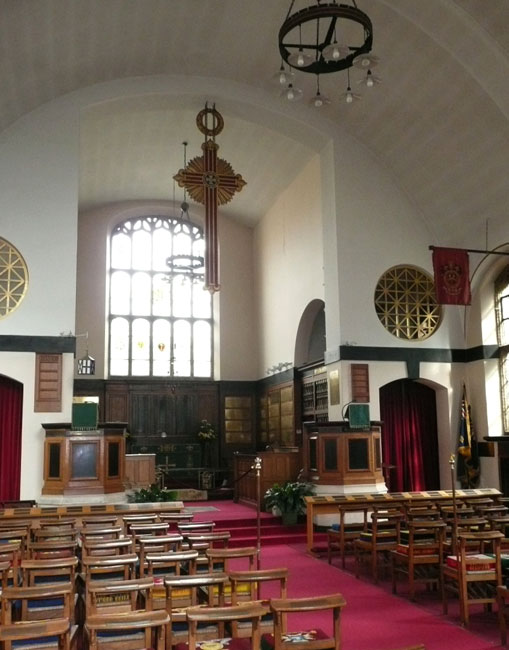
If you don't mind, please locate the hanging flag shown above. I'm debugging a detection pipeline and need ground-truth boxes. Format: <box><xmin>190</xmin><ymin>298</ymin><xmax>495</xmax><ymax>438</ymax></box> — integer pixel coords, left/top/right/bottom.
<box><xmin>457</xmin><ymin>386</ymin><xmax>480</xmax><ymax>488</ymax></box>
<box><xmin>432</xmin><ymin>246</ymin><xmax>471</xmax><ymax>305</ymax></box>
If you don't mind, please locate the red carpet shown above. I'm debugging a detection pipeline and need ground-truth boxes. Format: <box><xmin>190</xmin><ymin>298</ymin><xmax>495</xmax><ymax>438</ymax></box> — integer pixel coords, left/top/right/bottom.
<box><xmin>185</xmin><ymin>500</ymin><xmax>500</xmax><ymax>649</ymax></box>
<box><xmin>186</xmin><ymin>500</ymin><xmax>327</xmax><ymax>547</ymax></box>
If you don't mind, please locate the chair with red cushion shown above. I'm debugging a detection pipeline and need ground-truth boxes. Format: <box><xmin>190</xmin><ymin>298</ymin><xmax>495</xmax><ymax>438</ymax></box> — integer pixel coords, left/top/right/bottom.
<box><xmin>261</xmin><ymin>594</ymin><xmax>346</xmax><ymax>650</ymax></box>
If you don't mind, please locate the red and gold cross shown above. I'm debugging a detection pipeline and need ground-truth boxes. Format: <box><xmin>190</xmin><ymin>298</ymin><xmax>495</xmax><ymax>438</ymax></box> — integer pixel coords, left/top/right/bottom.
<box><xmin>173</xmin><ymin>105</ymin><xmax>246</xmax><ymax>293</ymax></box>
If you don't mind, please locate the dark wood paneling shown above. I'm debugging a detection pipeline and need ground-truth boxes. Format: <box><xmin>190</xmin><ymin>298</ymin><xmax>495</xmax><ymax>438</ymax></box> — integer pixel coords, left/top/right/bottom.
<box><xmin>0</xmin><ymin>335</ymin><xmax>75</xmax><ymax>353</ymax></box>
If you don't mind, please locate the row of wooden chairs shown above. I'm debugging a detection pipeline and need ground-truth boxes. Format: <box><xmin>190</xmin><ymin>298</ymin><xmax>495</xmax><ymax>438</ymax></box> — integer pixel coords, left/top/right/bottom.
<box><xmin>326</xmin><ymin>500</ymin><xmax>509</xmax><ymax>633</ymax></box>
<box><xmin>0</xmin><ymin>549</ymin><xmax>347</xmax><ymax>650</ymax></box>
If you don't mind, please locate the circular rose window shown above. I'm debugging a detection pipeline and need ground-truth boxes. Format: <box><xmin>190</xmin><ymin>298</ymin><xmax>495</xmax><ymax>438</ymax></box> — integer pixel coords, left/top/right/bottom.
<box><xmin>374</xmin><ymin>265</ymin><xmax>441</xmax><ymax>340</ymax></box>
<box><xmin>0</xmin><ymin>237</ymin><xmax>29</xmax><ymax>319</ymax></box>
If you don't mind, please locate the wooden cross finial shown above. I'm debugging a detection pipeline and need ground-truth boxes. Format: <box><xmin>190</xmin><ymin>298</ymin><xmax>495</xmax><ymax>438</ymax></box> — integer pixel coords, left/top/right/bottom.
<box><xmin>173</xmin><ymin>105</ymin><xmax>246</xmax><ymax>293</ymax></box>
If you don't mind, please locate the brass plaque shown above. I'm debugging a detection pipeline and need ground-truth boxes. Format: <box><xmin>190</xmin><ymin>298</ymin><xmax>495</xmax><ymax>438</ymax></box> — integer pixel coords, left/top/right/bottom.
<box><xmin>329</xmin><ymin>370</ymin><xmax>340</xmax><ymax>405</ymax></box>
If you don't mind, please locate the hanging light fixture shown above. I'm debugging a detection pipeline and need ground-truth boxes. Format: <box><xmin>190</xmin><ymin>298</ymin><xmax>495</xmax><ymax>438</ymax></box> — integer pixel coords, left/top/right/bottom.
<box><xmin>310</xmin><ymin>75</ymin><xmax>330</xmax><ymax>107</ymax></box>
<box><xmin>76</xmin><ymin>332</ymin><xmax>96</xmax><ymax>375</ymax></box>
<box><xmin>166</xmin><ymin>142</ymin><xmax>205</xmax><ymax>284</ymax></box>
<box><xmin>276</xmin><ymin>0</ymin><xmax>378</xmax><ymax>106</ymax></box>
<box><xmin>341</xmin><ymin>68</ymin><xmax>361</xmax><ymax>104</ymax></box>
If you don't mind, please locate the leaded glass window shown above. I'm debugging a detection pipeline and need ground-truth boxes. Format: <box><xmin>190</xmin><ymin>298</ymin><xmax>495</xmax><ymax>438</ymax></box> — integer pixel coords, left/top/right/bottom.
<box><xmin>108</xmin><ymin>216</ymin><xmax>212</xmax><ymax>377</ymax></box>
<box><xmin>374</xmin><ymin>265</ymin><xmax>441</xmax><ymax>340</ymax></box>
<box><xmin>495</xmin><ymin>266</ymin><xmax>509</xmax><ymax>431</ymax></box>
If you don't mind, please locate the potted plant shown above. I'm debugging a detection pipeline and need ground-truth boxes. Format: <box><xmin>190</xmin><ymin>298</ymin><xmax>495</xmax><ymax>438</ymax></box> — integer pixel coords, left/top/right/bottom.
<box><xmin>197</xmin><ymin>420</ymin><xmax>216</xmax><ymax>466</ymax></box>
<box><xmin>264</xmin><ymin>480</ymin><xmax>315</xmax><ymax>526</ymax></box>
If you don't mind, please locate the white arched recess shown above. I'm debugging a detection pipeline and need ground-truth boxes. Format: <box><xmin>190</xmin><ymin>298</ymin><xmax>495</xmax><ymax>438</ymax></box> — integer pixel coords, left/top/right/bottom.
<box><xmin>294</xmin><ymin>299</ymin><xmax>326</xmax><ymax>368</ymax></box>
<box><xmin>0</xmin><ymin>73</ymin><xmax>465</xmax><ymax>496</ymax></box>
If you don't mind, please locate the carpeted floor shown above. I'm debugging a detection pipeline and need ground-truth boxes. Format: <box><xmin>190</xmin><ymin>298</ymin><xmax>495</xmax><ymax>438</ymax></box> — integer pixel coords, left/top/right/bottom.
<box><xmin>184</xmin><ymin>500</ymin><xmax>501</xmax><ymax>650</ymax></box>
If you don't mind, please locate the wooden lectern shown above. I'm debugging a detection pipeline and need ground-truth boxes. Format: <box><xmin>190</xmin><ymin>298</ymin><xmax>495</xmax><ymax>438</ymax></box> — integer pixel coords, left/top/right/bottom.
<box><xmin>42</xmin><ymin>422</ymin><xmax>126</xmax><ymax>496</ymax></box>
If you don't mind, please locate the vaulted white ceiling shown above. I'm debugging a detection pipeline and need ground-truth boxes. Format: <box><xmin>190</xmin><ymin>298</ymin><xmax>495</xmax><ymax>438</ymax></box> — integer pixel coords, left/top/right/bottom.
<box><xmin>1</xmin><ymin>0</ymin><xmax>508</xmax><ymax>241</ymax></box>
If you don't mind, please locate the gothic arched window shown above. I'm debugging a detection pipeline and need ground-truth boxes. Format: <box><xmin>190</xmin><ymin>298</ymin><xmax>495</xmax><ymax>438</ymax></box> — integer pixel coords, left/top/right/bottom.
<box><xmin>108</xmin><ymin>216</ymin><xmax>212</xmax><ymax>378</ymax></box>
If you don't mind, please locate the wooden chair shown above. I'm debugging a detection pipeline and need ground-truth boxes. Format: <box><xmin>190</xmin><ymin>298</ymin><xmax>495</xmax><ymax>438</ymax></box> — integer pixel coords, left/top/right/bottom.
<box><xmin>80</xmin><ymin>526</ymin><xmax>123</xmax><ymax>543</ymax></box>
<box><xmin>181</xmin><ymin>602</ymin><xmax>267</xmax><ymax>650</ymax></box>
<box><xmin>497</xmin><ymin>584</ymin><xmax>509</xmax><ymax>645</ymax></box>
<box><xmin>165</xmin><ymin>572</ymin><xmax>229</xmax><ymax>648</ymax></box>
<box><xmin>185</xmin><ymin>531</ymin><xmax>231</xmax><ymax>569</ymax></box>
<box><xmin>32</xmin><ymin>527</ymin><xmax>78</xmax><ymax>542</ymax></box>
<box><xmin>0</xmin><ymin>582</ymin><xmax>73</xmax><ymax>624</ymax></box>
<box><xmin>443</xmin><ymin>516</ymin><xmax>489</xmax><ymax>554</ymax></box>
<box><xmin>0</xmin><ymin>527</ymin><xmax>29</xmax><ymax>558</ymax></box>
<box><xmin>158</xmin><ymin>512</ymin><xmax>194</xmax><ymax>527</ymax></box>
<box><xmin>262</xmin><ymin>594</ymin><xmax>346</xmax><ymax>650</ymax></box>
<box><xmin>122</xmin><ymin>514</ymin><xmax>159</xmax><ymax>535</ymax></box>
<box><xmin>86</xmin><ymin>577</ymin><xmax>155</xmax><ymax>616</ymax></box>
<box><xmin>38</xmin><ymin>518</ymin><xmax>77</xmax><ymax>530</ymax></box>
<box><xmin>177</xmin><ymin>521</ymin><xmax>216</xmax><ymax>535</ymax></box>
<box><xmin>354</xmin><ymin>509</ymin><xmax>403</xmax><ymax>583</ymax></box>
<box><xmin>80</xmin><ymin>554</ymin><xmax>138</xmax><ymax>588</ymax></box>
<box><xmin>327</xmin><ymin>504</ymin><xmax>369</xmax><ymax>568</ymax></box>
<box><xmin>442</xmin><ymin>529</ymin><xmax>503</xmax><ymax>626</ymax></box>
<box><xmin>20</xmin><ymin>557</ymin><xmax>79</xmax><ymax>624</ymax></box>
<box><xmin>0</xmin><ymin>541</ymin><xmax>21</xmax><ymax>587</ymax></box>
<box><xmin>0</xmin><ymin>559</ymin><xmax>10</xmax><ymax>594</ymax></box>
<box><xmin>0</xmin><ymin>617</ymin><xmax>71</xmax><ymax>650</ymax></box>
<box><xmin>82</xmin><ymin>516</ymin><xmax>119</xmax><ymax>527</ymax></box>
<box><xmin>138</xmin><ymin>534</ymin><xmax>183</xmax><ymax>576</ymax></box>
<box><xmin>146</xmin><ymin>549</ymin><xmax>198</xmax><ymax>578</ymax></box>
<box><xmin>146</xmin><ymin>549</ymin><xmax>199</xmax><ymax>608</ymax></box>
<box><xmin>81</xmin><ymin>537</ymin><xmax>134</xmax><ymax>559</ymax></box>
<box><xmin>392</xmin><ymin>520</ymin><xmax>446</xmax><ymax>601</ymax></box>
<box><xmin>21</xmin><ymin>556</ymin><xmax>78</xmax><ymax>588</ymax></box>
<box><xmin>205</xmin><ymin>545</ymin><xmax>257</xmax><ymax>574</ymax></box>
<box><xmin>28</xmin><ymin>539</ymin><xmax>79</xmax><ymax>560</ymax></box>
<box><xmin>405</xmin><ymin>508</ymin><xmax>442</xmax><ymax>522</ymax></box>
<box><xmin>0</xmin><ymin>519</ymin><xmax>32</xmax><ymax>535</ymax></box>
<box><xmin>228</xmin><ymin>567</ymin><xmax>288</xmax><ymax>637</ymax></box>
<box><xmin>131</xmin><ymin>522</ymin><xmax>170</xmax><ymax>540</ymax></box>
<box><xmin>85</xmin><ymin>609</ymin><xmax>169</xmax><ymax>650</ymax></box>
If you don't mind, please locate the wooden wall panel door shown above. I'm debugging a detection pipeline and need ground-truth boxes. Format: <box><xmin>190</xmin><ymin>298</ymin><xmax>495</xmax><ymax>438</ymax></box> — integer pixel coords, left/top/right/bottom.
<box><xmin>351</xmin><ymin>364</ymin><xmax>370</xmax><ymax>403</ymax></box>
<box><xmin>130</xmin><ymin>393</ymin><xmax>153</xmax><ymax>436</ymax></box>
<box><xmin>105</xmin><ymin>384</ymin><xmax>128</xmax><ymax>422</ymax></box>
<box><xmin>153</xmin><ymin>393</ymin><xmax>175</xmax><ymax>436</ymax></box>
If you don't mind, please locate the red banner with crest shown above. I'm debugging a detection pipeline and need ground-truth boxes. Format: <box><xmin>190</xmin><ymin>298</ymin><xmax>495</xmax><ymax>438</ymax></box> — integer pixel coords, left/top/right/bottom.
<box><xmin>432</xmin><ymin>247</ymin><xmax>471</xmax><ymax>305</ymax></box>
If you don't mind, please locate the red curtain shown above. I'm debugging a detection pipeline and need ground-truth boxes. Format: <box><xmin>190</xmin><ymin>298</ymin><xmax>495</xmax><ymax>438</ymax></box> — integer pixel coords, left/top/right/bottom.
<box><xmin>380</xmin><ymin>379</ymin><xmax>440</xmax><ymax>492</ymax></box>
<box><xmin>0</xmin><ymin>375</ymin><xmax>23</xmax><ymax>501</ymax></box>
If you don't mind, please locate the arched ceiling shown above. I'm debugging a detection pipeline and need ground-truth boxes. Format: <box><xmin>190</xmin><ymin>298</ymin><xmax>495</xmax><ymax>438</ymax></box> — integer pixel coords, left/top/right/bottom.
<box><xmin>1</xmin><ymin>0</ymin><xmax>508</xmax><ymax>242</ymax></box>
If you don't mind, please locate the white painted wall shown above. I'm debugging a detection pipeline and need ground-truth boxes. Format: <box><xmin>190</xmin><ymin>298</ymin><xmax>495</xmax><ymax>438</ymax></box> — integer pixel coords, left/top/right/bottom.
<box><xmin>0</xmin><ymin>99</ymin><xmax>79</xmax><ymax>499</ymax></box>
<box><xmin>253</xmin><ymin>155</ymin><xmax>324</xmax><ymax>377</ymax></box>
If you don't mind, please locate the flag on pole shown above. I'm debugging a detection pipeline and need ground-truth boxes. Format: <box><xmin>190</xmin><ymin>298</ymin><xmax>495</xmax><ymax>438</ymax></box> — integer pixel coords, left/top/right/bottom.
<box><xmin>457</xmin><ymin>386</ymin><xmax>480</xmax><ymax>488</ymax></box>
<box><xmin>432</xmin><ymin>246</ymin><xmax>471</xmax><ymax>305</ymax></box>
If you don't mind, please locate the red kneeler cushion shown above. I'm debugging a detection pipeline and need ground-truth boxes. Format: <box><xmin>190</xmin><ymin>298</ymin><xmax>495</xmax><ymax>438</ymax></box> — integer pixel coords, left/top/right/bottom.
<box><xmin>262</xmin><ymin>629</ymin><xmax>329</xmax><ymax>650</ymax></box>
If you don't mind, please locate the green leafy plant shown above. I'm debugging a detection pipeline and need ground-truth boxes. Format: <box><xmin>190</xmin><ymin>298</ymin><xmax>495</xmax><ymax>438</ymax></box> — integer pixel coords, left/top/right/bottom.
<box><xmin>127</xmin><ymin>484</ymin><xmax>178</xmax><ymax>503</ymax></box>
<box><xmin>197</xmin><ymin>419</ymin><xmax>216</xmax><ymax>442</ymax></box>
<box><xmin>264</xmin><ymin>481</ymin><xmax>315</xmax><ymax>517</ymax></box>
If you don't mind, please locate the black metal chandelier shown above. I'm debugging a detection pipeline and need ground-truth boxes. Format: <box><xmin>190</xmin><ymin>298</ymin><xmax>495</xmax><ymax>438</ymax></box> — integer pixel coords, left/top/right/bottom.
<box><xmin>276</xmin><ymin>1</ymin><xmax>379</xmax><ymax>106</ymax></box>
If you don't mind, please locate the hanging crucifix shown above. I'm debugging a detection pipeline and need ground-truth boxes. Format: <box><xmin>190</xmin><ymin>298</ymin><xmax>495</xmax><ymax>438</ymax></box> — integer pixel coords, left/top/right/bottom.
<box><xmin>173</xmin><ymin>104</ymin><xmax>246</xmax><ymax>293</ymax></box>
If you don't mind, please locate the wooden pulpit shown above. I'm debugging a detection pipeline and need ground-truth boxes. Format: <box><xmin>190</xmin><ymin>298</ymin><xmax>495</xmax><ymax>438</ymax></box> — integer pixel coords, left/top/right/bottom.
<box><xmin>42</xmin><ymin>422</ymin><xmax>126</xmax><ymax>496</ymax></box>
<box><xmin>303</xmin><ymin>421</ymin><xmax>385</xmax><ymax>491</ymax></box>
